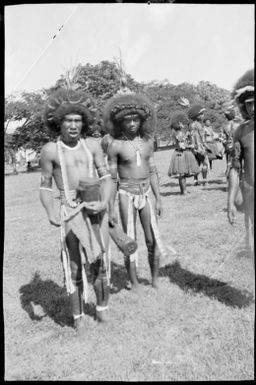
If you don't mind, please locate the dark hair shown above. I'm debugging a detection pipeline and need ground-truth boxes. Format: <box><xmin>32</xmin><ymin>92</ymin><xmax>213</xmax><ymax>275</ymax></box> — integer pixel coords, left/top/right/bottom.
<box><xmin>231</xmin><ymin>69</ymin><xmax>254</xmax><ymax>119</ymax></box>
<box><xmin>44</xmin><ymin>89</ymin><xmax>96</xmax><ymax>133</ymax></box>
<box><xmin>224</xmin><ymin>110</ymin><xmax>235</xmax><ymax>120</ymax></box>
<box><xmin>103</xmin><ymin>93</ymin><xmax>157</xmax><ymax>139</ymax></box>
<box><xmin>53</xmin><ymin>104</ymin><xmax>93</xmax><ymax>134</ymax></box>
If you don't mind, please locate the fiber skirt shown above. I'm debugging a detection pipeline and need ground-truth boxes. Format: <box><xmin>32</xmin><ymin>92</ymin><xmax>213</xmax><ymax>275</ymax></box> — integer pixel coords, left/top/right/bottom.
<box><xmin>168</xmin><ymin>149</ymin><xmax>200</xmax><ymax>176</ymax></box>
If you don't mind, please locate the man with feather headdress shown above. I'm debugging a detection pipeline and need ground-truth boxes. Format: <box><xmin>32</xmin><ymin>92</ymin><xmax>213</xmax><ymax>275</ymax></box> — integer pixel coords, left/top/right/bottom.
<box><xmin>39</xmin><ymin>71</ymin><xmax>113</xmax><ymax>334</ymax></box>
<box><xmin>227</xmin><ymin>69</ymin><xmax>254</xmax><ymax>265</ymax></box>
<box><xmin>103</xmin><ymin>80</ymin><xmax>167</xmax><ymax>293</ymax></box>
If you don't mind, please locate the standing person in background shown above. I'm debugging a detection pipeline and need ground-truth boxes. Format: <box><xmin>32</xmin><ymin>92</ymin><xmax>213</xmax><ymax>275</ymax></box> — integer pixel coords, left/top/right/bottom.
<box><xmin>227</xmin><ymin>69</ymin><xmax>254</xmax><ymax>266</ymax></box>
<box><xmin>202</xmin><ymin>117</ymin><xmax>221</xmax><ymax>170</ymax></box>
<box><xmin>103</xmin><ymin>85</ymin><xmax>166</xmax><ymax>292</ymax></box>
<box><xmin>188</xmin><ymin>104</ymin><xmax>210</xmax><ymax>186</ymax></box>
<box><xmin>222</xmin><ymin>106</ymin><xmax>240</xmax><ymax>177</ymax></box>
<box><xmin>40</xmin><ymin>85</ymin><xmax>113</xmax><ymax>334</ymax></box>
<box><xmin>168</xmin><ymin>112</ymin><xmax>200</xmax><ymax>195</ymax></box>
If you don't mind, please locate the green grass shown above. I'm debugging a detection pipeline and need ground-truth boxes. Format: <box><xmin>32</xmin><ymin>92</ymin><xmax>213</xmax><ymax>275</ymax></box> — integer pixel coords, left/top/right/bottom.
<box><xmin>4</xmin><ymin>151</ymin><xmax>254</xmax><ymax>380</ymax></box>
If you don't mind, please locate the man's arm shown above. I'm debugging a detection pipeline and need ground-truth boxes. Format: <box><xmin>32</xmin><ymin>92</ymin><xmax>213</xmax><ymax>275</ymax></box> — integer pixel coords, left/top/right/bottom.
<box><xmin>227</xmin><ymin>168</ymin><xmax>240</xmax><ymax>225</ymax></box>
<box><xmin>39</xmin><ymin>143</ymin><xmax>60</xmax><ymax>227</ymax></box>
<box><xmin>106</xmin><ymin>140</ymin><xmax>119</xmax><ymax>225</ymax></box>
<box><xmin>227</xmin><ymin>135</ymin><xmax>242</xmax><ymax>225</ymax></box>
<box><xmin>90</xmin><ymin>139</ymin><xmax>113</xmax><ymax>212</ymax></box>
<box><xmin>148</xmin><ymin>144</ymin><xmax>162</xmax><ymax>217</ymax></box>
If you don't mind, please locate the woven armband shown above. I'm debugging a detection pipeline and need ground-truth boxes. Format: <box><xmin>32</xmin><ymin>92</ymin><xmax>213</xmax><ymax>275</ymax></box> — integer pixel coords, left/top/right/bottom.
<box><xmin>111</xmin><ymin>176</ymin><xmax>118</xmax><ymax>184</ymax></box>
<box><xmin>97</xmin><ymin>165</ymin><xmax>111</xmax><ymax>180</ymax></box>
<box><xmin>230</xmin><ymin>142</ymin><xmax>242</xmax><ymax>174</ymax></box>
<box><xmin>39</xmin><ymin>187</ymin><xmax>53</xmax><ymax>192</ymax></box>
<box><xmin>149</xmin><ymin>165</ymin><xmax>158</xmax><ymax>175</ymax></box>
<box><xmin>40</xmin><ymin>175</ymin><xmax>53</xmax><ymax>191</ymax></box>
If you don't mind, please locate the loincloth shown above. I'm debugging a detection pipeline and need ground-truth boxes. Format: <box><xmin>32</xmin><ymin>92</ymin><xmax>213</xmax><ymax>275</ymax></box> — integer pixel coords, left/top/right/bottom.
<box><xmin>118</xmin><ymin>179</ymin><xmax>167</xmax><ymax>266</ymax></box>
<box><xmin>59</xmin><ymin>190</ymin><xmax>110</xmax><ymax>301</ymax></box>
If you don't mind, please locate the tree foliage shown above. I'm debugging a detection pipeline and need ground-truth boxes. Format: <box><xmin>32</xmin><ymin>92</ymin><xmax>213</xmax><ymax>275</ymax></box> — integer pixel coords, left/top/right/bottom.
<box><xmin>143</xmin><ymin>80</ymin><xmax>231</xmax><ymax>140</ymax></box>
<box><xmin>5</xmin><ymin>60</ymin><xmax>233</xmax><ymax>172</ymax></box>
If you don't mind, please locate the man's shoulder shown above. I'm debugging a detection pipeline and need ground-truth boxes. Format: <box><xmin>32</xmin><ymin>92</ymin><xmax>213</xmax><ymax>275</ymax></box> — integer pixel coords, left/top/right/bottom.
<box><xmin>107</xmin><ymin>138</ymin><xmax>122</xmax><ymax>151</ymax></box>
<box><xmin>84</xmin><ymin>137</ymin><xmax>102</xmax><ymax>151</ymax></box>
<box><xmin>41</xmin><ymin>141</ymin><xmax>57</xmax><ymax>155</ymax></box>
<box><xmin>234</xmin><ymin>121</ymin><xmax>248</xmax><ymax>140</ymax></box>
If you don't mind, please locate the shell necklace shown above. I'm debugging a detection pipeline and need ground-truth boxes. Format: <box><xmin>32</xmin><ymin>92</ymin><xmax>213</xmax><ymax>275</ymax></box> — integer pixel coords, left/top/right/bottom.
<box><xmin>57</xmin><ymin>136</ymin><xmax>79</xmax><ymax>208</ymax></box>
<box><xmin>122</xmin><ymin>134</ymin><xmax>142</xmax><ymax>166</ymax></box>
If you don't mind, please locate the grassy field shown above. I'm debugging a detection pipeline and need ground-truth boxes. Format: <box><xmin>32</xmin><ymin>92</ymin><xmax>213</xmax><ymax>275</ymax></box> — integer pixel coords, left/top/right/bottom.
<box><xmin>4</xmin><ymin>150</ymin><xmax>254</xmax><ymax>381</ymax></box>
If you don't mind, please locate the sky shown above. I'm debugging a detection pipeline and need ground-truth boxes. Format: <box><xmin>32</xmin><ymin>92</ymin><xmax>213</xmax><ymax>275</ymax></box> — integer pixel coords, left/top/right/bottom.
<box><xmin>4</xmin><ymin>3</ymin><xmax>255</xmax><ymax>97</ymax></box>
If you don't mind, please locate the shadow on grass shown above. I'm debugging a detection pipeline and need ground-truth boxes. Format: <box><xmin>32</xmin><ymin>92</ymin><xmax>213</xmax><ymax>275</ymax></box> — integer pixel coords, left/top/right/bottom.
<box><xmin>19</xmin><ymin>271</ymin><xmax>95</xmax><ymax>328</ymax></box>
<box><xmin>110</xmin><ymin>261</ymin><xmax>151</xmax><ymax>294</ymax></box>
<box><xmin>235</xmin><ymin>248</ymin><xmax>251</xmax><ymax>260</ymax></box>
<box><xmin>110</xmin><ymin>261</ymin><xmax>128</xmax><ymax>293</ymax></box>
<box><xmin>202</xmin><ymin>186</ymin><xmax>227</xmax><ymax>192</ymax></box>
<box><xmin>207</xmin><ymin>179</ymin><xmax>226</xmax><ymax>185</ymax></box>
<box><xmin>160</xmin><ymin>191</ymin><xmax>181</xmax><ymax>197</ymax></box>
<box><xmin>159</xmin><ymin>261</ymin><xmax>254</xmax><ymax>308</ymax></box>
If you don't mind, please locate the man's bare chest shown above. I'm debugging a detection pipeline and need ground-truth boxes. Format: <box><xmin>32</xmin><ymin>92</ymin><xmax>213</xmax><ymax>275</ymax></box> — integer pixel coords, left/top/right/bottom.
<box><xmin>239</xmin><ymin>126</ymin><xmax>254</xmax><ymax>154</ymax></box>
<box><xmin>118</xmin><ymin>140</ymin><xmax>150</xmax><ymax>162</ymax></box>
<box><xmin>54</xmin><ymin>142</ymin><xmax>91</xmax><ymax>169</ymax></box>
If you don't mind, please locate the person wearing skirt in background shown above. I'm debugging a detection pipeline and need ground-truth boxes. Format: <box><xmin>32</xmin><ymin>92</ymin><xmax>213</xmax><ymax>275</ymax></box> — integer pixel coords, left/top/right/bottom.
<box><xmin>168</xmin><ymin>112</ymin><xmax>200</xmax><ymax>195</ymax></box>
<box><xmin>203</xmin><ymin>117</ymin><xmax>223</xmax><ymax>170</ymax></box>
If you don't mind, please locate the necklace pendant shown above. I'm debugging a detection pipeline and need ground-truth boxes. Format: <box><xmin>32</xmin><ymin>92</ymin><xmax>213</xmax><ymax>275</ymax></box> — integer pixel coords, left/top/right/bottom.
<box><xmin>136</xmin><ymin>150</ymin><xmax>141</xmax><ymax>166</ymax></box>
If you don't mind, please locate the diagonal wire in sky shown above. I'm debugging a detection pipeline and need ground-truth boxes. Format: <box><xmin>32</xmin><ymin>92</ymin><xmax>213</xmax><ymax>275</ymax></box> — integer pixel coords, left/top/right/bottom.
<box><xmin>12</xmin><ymin>5</ymin><xmax>79</xmax><ymax>94</ymax></box>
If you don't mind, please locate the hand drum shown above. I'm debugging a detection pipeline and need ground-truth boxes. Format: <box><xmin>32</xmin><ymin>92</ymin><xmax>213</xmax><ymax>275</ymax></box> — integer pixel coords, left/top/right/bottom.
<box><xmin>78</xmin><ymin>179</ymin><xmax>101</xmax><ymax>202</ymax></box>
<box><xmin>109</xmin><ymin>223</ymin><xmax>138</xmax><ymax>256</ymax></box>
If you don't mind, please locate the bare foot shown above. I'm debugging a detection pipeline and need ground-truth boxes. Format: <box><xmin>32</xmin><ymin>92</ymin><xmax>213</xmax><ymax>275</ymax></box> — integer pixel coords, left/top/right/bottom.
<box><xmin>130</xmin><ymin>283</ymin><xmax>143</xmax><ymax>295</ymax></box>
<box><xmin>74</xmin><ymin>316</ymin><xmax>87</xmax><ymax>337</ymax></box>
<box><xmin>152</xmin><ymin>278</ymin><xmax>159</xmax><ymax>289</ymax></box>
<box><xmin>96</xmin><ymin>309</ymin><xmax>109</xmax><ymax>323</ymax></box>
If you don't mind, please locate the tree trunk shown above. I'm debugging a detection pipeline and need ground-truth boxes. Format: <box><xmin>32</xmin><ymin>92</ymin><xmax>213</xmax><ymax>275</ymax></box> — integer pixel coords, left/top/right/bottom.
<box><xmin>9</xmin><ymin>149</ymin><xmax>18</xmax><ymax>175</ymax></box>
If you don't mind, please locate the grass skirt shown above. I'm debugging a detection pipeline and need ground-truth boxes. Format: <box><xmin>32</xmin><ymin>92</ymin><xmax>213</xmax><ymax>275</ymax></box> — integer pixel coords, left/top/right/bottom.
<box><xmin>168</xmin><ymin>149</ymin><xmax>200</xmax><ymax>177</ymax></box>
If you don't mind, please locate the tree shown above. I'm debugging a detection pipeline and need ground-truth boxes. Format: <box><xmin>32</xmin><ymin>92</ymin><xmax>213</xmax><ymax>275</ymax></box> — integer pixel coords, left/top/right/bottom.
<box><xmin>4</xmin><ymin>90</ymin><xmax>54</xmax><ymax>173</ymax></box>
<box><xmin>55</xmin><ymin>61</ymin><xmax>142</xmax><ymax>134</ymax></box>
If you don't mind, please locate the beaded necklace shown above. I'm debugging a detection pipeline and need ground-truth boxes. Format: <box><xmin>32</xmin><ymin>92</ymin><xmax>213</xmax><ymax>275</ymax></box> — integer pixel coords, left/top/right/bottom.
<box><xmin>121</xmin><ymin>134</ymin><xmax>142</xmax><ymax>166</ymax></box>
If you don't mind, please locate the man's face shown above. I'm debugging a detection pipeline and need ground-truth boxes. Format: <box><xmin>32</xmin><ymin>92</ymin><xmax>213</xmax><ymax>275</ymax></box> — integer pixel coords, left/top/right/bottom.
<box><xmin>60</xmin><ymin>114</ymin><xmax>83</xmax><ymax>141</ymax></box>
<box><xmin>122</xmin><ymin>114</ymin><xmax>141</xmax><ymax>135</ymax></box>
<box><xmin>245</xmin><ymin>98</ymin><xmax>254</xmax><ymax>119</ymax></box>
<box><xmin>204</xmin><ymin>119</ymin><xmax>211</xmax><ymax>127</ymax></box>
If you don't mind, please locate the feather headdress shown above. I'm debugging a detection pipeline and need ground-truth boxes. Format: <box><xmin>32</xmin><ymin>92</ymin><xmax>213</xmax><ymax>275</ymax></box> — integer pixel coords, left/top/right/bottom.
<box><xmin>177</xmin><ymin>96</ymin><xmax>190</xmax><ymax>108</ymax></box>
<box><xmin>231</xmin><ymin>69</ymin><xmax>254</xmax><ymax>119</ymax></box>
<box><xmin>44</xmin><ymin>65</ymin><xmax>97</xmax><ymax>133</ymax></box>
<box><xmin>170</xmin><ymin>111</ymin><xmax>189</xmax><ymax>130</ymax></box>
<box><xmin>187</xmin><ymin>104</ymin><xmax>206</xmax><ymax>120</ymax></box>
<box><xmin>231</xmin><ymin>69</ymin><xmax>254</xmax><ymax>103</ymax></box>
<box><xmin>102</xmin><ymin>54</ymin><xmax>156</xmax><ymax>138</ymax></box>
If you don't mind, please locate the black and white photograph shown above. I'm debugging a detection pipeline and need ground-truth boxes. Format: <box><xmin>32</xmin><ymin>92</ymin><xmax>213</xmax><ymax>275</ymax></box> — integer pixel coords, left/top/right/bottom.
<box><xmin>4</xmin><ymin>2</ymin><xmax>254</xmax><ymax>381</ymax></box>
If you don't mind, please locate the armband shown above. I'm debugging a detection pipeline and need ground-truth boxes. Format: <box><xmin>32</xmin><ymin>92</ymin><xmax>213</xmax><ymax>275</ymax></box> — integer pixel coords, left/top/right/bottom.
<box><xmin>40</xmin><ymin>175</ymin><xmax>52</xmax><ymax>189</ymax></box>
<box><xmin>149</xmin><ymin>165</ymin><xmax>158</xmax><ymax>175</ymax></box>
<box><xmin>96</xmin><ymin>165</ymin><xmax>111</xmax><ymax>179</ymax></box>
<box><xmin>229</xmin><ymin>142</ymin><xmax>242</xmax><ymax>174</ymax></box>
<box><xmin>39</xmin><ymin>187</ymin><xmax>53</xmax><ymax>192</ymax></box>
<box><xmin>100</xmin><ymin>173</ymin><xmax>111</xmax><ymax>180</ymax></box>
<box><xmin>111</xmin><ymin>177</ymin><xmax>118</xmax><ymax>184</ymax></box>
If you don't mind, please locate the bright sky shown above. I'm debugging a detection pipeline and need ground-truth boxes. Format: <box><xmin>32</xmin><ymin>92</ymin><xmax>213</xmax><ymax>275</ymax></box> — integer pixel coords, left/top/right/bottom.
<box><xmin>4</xmin><ymin>3</ymin><xmax>254</xmax><ymax>97</ymax></box>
